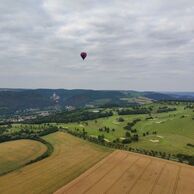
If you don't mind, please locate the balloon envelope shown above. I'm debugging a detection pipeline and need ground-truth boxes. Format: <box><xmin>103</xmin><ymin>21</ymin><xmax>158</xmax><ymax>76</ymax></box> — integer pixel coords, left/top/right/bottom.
<box><xmin>80</xmin><ymin>52</ymin><xmax>87</xmax><ymax>60</ymax></box>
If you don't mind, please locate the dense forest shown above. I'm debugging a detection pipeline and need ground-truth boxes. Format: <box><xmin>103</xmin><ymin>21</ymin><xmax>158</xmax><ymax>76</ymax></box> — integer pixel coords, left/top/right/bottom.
<box><xmin>0</xmin><ymin>89</ymin><xmax>192</xmax><ymax>115</ymax></box>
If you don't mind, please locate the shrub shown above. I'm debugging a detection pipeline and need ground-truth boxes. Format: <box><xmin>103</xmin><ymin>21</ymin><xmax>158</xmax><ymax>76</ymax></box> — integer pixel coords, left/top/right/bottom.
<box><xmin>117</xmin><ymin>117</ymin><xmax>125</xmax><ymax>122</ymax></box>
<box><xmin>121</xmin><ymin>138</ymin><xmax>131</xmax><ymax>144</ymax></box>
<box><xmin>125</xmin><ymin>131</ymin><xmax>131</xmax><ymax>137</ymax></box>
<box><xmin>131</xmin><ymin>134</ymin><xmax>139</xmax><ymax>141</ymax></box>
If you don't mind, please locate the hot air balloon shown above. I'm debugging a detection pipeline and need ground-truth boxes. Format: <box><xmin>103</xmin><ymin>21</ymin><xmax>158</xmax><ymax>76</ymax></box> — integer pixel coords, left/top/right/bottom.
<box><xmin>80</xmin><ymin>52</ymin><xmax>87</xmax><ymax>60</ymax></box>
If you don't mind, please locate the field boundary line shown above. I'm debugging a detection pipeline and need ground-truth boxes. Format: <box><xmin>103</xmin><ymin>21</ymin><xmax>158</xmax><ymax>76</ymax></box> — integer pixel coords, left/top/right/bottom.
<box><xmin>56</xmin><ymin>151</ymin><xmax>119</xmax><ymax>193</ymax></box>
<box><xmin>0</xmin><ymin>152</ymin><xmax>101</xmax><ymax>193</ymax></box>
<box><xmin>83</xmin><ymin>152</ymin><xmax>129</xmax><ymax>194</ymax></box>
<box><xmin>149</xmin><ymin>162</ymin><xmax>167</xmax><ymax>194</ymax></box>
<box><xmin>104</xmin><ymin>156</ymin><xmax>140</xmax><ymax>194</ymax></box>
<box><xmin>172</xmin><ymin>166</ymin><xmax>181</xmax><ymax>194</ymax></box>
<box><xmin>0</xmin><ymin>138</ymin><xmax>52</xmax><ymax>177</ymax></box>
<box><xmin>38</xmin><ymin>152</ymin><xmax>108</xmax><ymax>194</ymax></box>
<box><xmin>126</xmin><ymin>158</ymin><xmax>153</xmax><ymax>194</ymax></box>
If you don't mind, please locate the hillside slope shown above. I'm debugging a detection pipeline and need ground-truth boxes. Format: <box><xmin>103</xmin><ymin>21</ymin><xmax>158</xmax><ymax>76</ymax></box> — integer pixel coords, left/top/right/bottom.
<box><xmin>0</xmin><ymin>89</ymin><xmax>182</xmax><ymax>115</ymax></box>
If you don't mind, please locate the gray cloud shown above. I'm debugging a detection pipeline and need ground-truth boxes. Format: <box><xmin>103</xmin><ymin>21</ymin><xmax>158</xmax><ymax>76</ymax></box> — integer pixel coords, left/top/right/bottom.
<box><xmin>0</xmin><ymin>0</ymin><xmax>194</xmax><ymax>91</ymax></box>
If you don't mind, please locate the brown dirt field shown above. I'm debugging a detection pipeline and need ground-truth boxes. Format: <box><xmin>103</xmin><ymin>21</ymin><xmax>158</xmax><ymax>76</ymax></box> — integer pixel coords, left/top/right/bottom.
<box><xmin>55</xmin><ymin>150</ymin><xmax>194</xmax><ymax>194</ymax></box>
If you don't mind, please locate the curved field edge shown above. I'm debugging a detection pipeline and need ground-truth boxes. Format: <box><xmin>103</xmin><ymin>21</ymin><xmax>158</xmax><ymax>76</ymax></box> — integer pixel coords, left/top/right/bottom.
<box><xmin>0</xmin><ymin>139</ymin><xmax>46</xmax><ymax>175</ymax></box>
<box><xmin>0</xmin><ymin>137</ymin><xmax>54</xmax><ymax>176</ymax></box>
<box><xmin>0</xmin><ymin>132</ymin><xmax>112</xmax><ymax>194</ymax></box>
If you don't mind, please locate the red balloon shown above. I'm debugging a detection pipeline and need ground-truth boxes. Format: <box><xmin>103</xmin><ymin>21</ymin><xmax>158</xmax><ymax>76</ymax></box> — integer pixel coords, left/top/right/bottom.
<box><xmin>80</xmin><ymin>52</ymin><xmax>87</xmax><ymax>60</ymax></box>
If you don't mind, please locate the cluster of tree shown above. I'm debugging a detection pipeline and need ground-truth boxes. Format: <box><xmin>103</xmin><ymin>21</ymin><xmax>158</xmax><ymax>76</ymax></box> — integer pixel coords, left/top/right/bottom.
<box><xmin>117</xmin><ymin>117</ymin><xmax>125</xmax><ymax>122</ymax></box>
<box><xmin>61</xmin><ymin>128</ymin><xmax>194</xmax><ymax>166</ymax></box>
<box><xmin>63</xmin><ymin>127</ymin><xmax>174</xmax><ymax>160</ymax></box>
<box><xmin>184</xmin><ymin>104</ymin><xmax>194</xmax><ymax>109</ymax></box>
<box><xmin>160</xmin><ymin>100</ymin><xmax>194</xmax><ymax>104</ymax></box>
<box><xmin>37</xmin><ymin>127</ymin><xmax>58</xmax><ymax>136</ymax></box>
<box><xmin>124</xmin><ymin>118</ymin><xmax>141</xmax><ymax>131</ymax></box>
<box><xmin>0</xmin><ymin>124</ymin><xmax>12</xmax><ymax>134</ymax></box>
<box><xmin>0</xmin><ymin>126</ymin><xmax>58</xmax><ymax>143</ymax></box>
<box><xmin>125</xmin><ymin>131</ymin><xmax>131</xmax><ymax>137</ymax></box>
<box><xmin>0</xmin><ymin>121</ymin><xmax>12</xmax><ymax>125</ymax></box>
<box><xmin>187</xmin><ymin>143</ymin><xmax>194</xmax><ymax>148</ymax></box>
<box><xmin>112</xmin><ymin>134</ymin><xmax>139</xmax><ymax>145</ymax></box>
<box><xmin>117</xmin><ymin>108</ymin><xmax>150</xmax><ymax>115</ymax></box>
<box><xmin>24</xmin><ymin>110</ymin><xmax>113</xmax><ymax>124</ymax></box>
<box><xmin>128</xmin><ymin>148</ymin><xmax>171</xmax><ymax>159</ymax></box>
<box><xmin>99</xmin><ymin>103</ymin><xmax>122</xmax><ymax>108</ymax></box>
<box><xmin>62</xmin><ymin>128</ymin><xmax>95</xmax><ymax>142</ymax></box>
<box><xmin>121</xmin><ymin>138</ymin><xmax>131</xmax><ymax>144</ymax></box>
<box><xmin>98</xmin><ymin>126</ymin><xmax>115</xmax><ymax>133</ymax></box>
<box><xmin>97</xmin><ymin>134</ymin><xmax>105</xmax><ymax>142</ymax></box>
<box><xmin>143</xmin><ymin>131</ymin><xmax>157</xmax><ymax>136</ymax></box>
<box><xmin>17</xmin><ymin>123</ymin><xmax>52</xmax><ymax>129</ymax></box>
<box><xmin>176</xmin><ymin>154</ymin><xmax>194</xmax><ymax>165</ymax></box>
<box><xmin>26</xmin><ymin>137</ymin><xmax>54</xmax><ymax>165</ymax></box>
<box><xmin>67</xmin><ymin>127</ymin><xmax>88</xmax><ymax>139</ymax></box>
<box><xmin>131</xmin><ymin>134</ymin><xmax>139</xmax><ymax>141</ymax></box>
<box><xmin>127</xmin><ymin>148</ymin><xmax>171</xmax><ymax>160</ymax></box>
<box><xmin>100</xmin><ymin>102</ymin><xmax>138</xmax><ymax>108</ymax></box>
<box><xmin>145</xmin><ymin>116</ymin><xmax>153</xmax><ymax>120</ymax></box>
<box><xmin>156</xmin><ymin>106</ymin><xmax>177</xmax><ymax>113</ymax></box>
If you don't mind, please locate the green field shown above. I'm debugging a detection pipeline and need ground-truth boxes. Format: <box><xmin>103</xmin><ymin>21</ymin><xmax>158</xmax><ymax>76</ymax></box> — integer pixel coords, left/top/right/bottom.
<box><xmin>60</xmin><ymin>104</ymin><xmax>194</xmax><ymax>155</ymax></box>
<box><xmin>0</xmin><ymin>139</ymin><xmax>47</xmax><ymax>175</ymax></box>
<box><xmin>132</xmin><ymin>113</ymin><xmax>194</xmax><ymax>155</ymax></box>
<box><xmin>0</xmin><ymin>132</ymin><xmax>111</xmax><ymax>194</ymax></box>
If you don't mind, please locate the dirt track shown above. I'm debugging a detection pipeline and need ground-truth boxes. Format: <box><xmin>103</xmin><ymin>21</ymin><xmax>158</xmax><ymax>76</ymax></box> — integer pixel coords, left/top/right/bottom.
<box><xmin>54</xmin><ymin>150</ymin><xmax>194</xmax><ymax>194</ymax></box>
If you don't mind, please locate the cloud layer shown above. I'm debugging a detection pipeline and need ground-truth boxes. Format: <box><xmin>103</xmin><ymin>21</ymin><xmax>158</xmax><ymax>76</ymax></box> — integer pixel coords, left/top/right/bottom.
<box><xmin>0</xmin><ymin>0</ymin><xmax>194</xmax><ymax>91</ymax></box>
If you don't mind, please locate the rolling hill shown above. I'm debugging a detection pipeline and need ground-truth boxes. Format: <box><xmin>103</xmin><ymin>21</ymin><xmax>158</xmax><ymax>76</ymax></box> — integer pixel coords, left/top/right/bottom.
<box><xmin>0</xmin><ymin>89</ymin><xmax>193</xmax><ymax>115</ymax></box>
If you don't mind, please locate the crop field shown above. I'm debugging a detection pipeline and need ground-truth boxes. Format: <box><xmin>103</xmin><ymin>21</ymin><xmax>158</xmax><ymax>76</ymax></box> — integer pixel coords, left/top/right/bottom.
<box><xmin>0</xmin><ymin>139</ymin><xmax>47</xmax><ymax>175</ymax></box>
<box><xmin>0</xmin><ymin>132</ymin><xmax>111</xmax><ymax>194</ymax></box>
<box><xmin>61</xmin><ymin>103</ymin><xmax>194</xmax><ymax>155</ymax></box>
<box><xmin>55</xmin><ymin>150</ymin><xmax>194</xmax><ymax>194</ymax></box>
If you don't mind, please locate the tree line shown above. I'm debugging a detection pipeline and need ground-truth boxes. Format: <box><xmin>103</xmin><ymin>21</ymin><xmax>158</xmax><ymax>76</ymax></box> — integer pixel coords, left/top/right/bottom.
<box><xmin>156</xmin><ymin>106</ymin><xmax>177</xmax><ymax>113</ymax></box>
<box><xmin>60</xmin><ymin>128</ymin><xmax>194</xmax><ymax>165</ymax></box>
<box><xmin>117</xmin><ymin>108</ymin><xmax>150</xmax><ymax>115</ymax></box>
<box><xmin>24</xmin><ymin>110</ymin><xmax>113</xmax><ymax>124</ymax></box>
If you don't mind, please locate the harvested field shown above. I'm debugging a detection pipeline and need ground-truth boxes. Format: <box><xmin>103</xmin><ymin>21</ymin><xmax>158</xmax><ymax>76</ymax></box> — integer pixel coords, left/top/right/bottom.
<box><xmin>55</xmin><ymin>150</ymin><xmax>194</xmax><ymax>194</ymax></box>
<box><xmin>0</xmin><ymin>139</ymin><xmax>47</xmax><ymax>175</ymax></box>
<box><xmin>0</xmin><ymin>132</ymin><xmax>111</xmax><ymax>194</ymax></box>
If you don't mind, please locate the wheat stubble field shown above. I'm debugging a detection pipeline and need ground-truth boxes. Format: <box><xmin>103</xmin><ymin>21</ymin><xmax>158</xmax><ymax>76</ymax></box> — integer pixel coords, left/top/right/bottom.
<box><xmin>0</xmin><ymin>139</ymin><xmax>47</xmax><ymax>175</ymax></box>
<box><xmin>55</xmin><ymin>150</ymin><xmax>194</xmax><ymax>194</ymax></box>
<box><xmin>0</xmin><ymin>132</ymin><xmax>111</xmax><ymax>194</ymax></box>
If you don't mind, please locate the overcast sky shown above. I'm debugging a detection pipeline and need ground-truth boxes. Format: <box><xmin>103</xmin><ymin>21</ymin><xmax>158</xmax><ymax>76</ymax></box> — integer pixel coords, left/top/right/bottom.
<box><xmin>0</xmin><ymin>0</ymin><xmax>194</xmax><ymax>91</ymax></box>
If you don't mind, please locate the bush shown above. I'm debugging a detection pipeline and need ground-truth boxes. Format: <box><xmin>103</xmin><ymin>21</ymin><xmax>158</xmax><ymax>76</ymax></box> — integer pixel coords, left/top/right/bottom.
<box><xmin>118</xmin><ymin>109</ymin><xmax>150</xmax><ymax>115</ymax></box>
<box><xmin>187</xmin><ymin>143</ymin><xmax>194</xmax><ymax>147</ymax></box>
<box><xmin>125</xmin><ymin>131</ymin><xmax>131</xmax><ymax>137</ymax></box>
<box><xmin>131</xmin><ymin>129</ymin><xmax>137</xmax><ymax>133</ymax></box>
<box><xmin>121</xmin><ymin>138</ymin><xmax>131</xmax><ymax>144</ymax></box>
<box><xmin>124</xmin><ymin>119</ymin><xmax>141</xmax><ymax>131</ymax></box>
<box><xmin>97</xmin><ymin>135</ymin><xmax>105</xmax><ymax>142</ymax></box>
<box><xmin>157</xmin><ymin>107</ymin><xmax>176</xmax><ymax>113</ymax></box>
<box><xmin>131</xmin><ymin>134</ymin><xmax>139</xmax><ymax>141</ymax></box>
<box><xmin>117</xmin><ymin>117</ymin><xmax>125</xmax><ymax>122</ymax></box>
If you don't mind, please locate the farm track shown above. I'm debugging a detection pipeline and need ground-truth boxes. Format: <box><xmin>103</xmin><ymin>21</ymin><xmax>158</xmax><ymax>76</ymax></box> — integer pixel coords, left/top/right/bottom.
<box><xmin>55</xmin><ymin>150</ymin><xmax>194</xmax><ymax>194</ymax></box>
